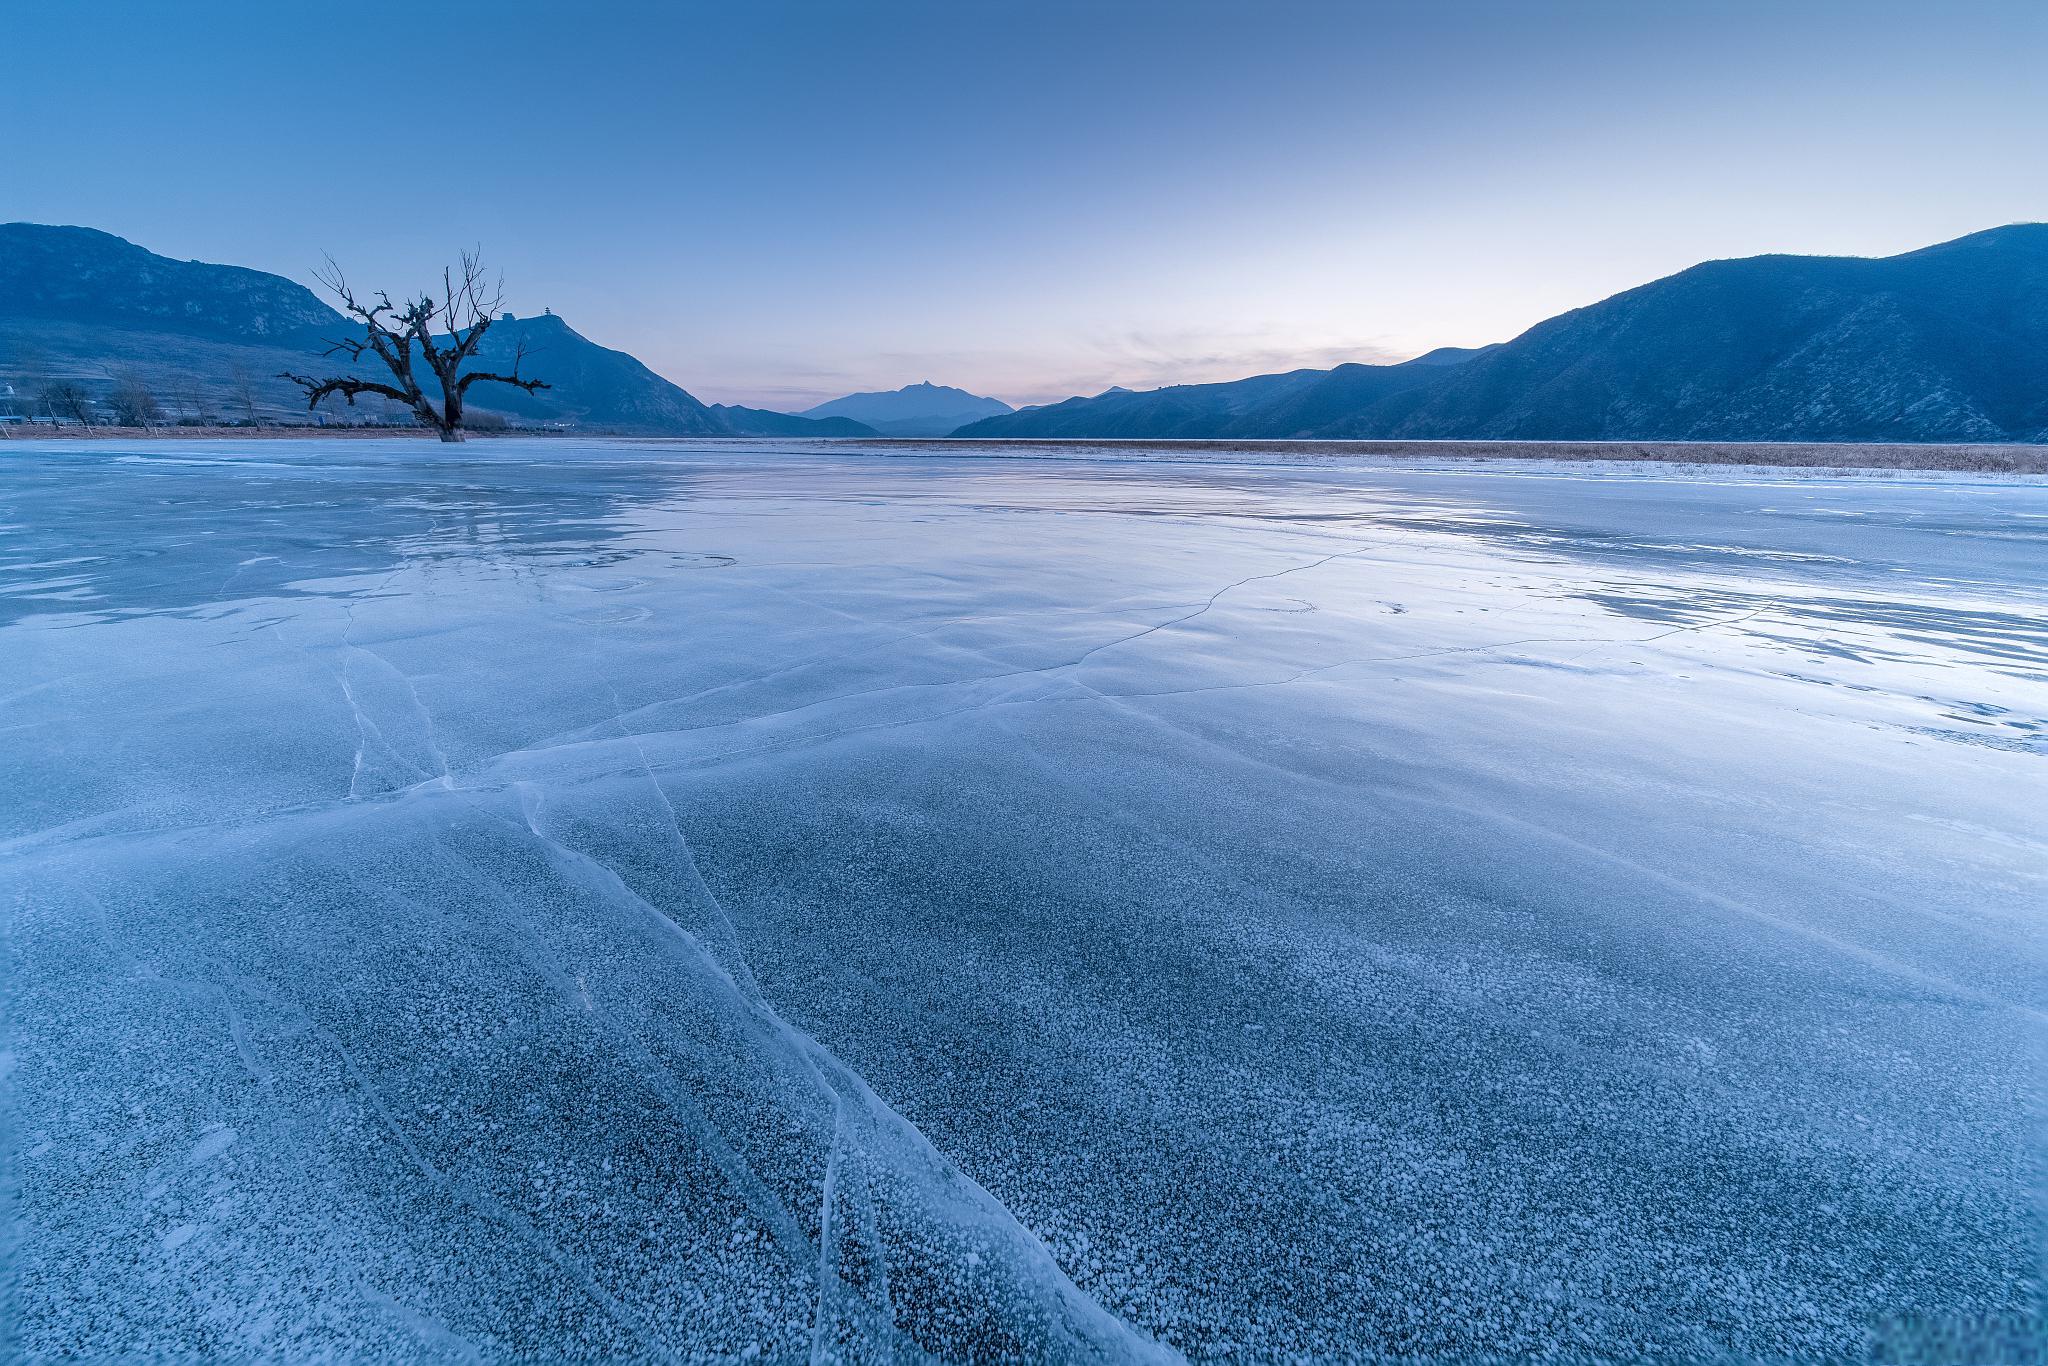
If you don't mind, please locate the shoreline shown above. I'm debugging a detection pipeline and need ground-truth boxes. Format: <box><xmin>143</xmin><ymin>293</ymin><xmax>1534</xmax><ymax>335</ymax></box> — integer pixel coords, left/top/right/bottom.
<box><xmin>858</xmin><ymin>435</ymin><xmax>2048</xmax><ymax>473</ymax></box>
<box><xmin>5</xmin><ymin>426</ymin><xmax>2044</xmax><ymax>473</ymax></box>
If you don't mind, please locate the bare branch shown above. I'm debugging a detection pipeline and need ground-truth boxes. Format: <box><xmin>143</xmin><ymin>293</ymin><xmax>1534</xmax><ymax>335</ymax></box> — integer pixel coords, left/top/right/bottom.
<box><xmin>457</xmin><ymin>370</ymin><xmax>550</xmax><ymax>396</ymax></box>
<box><xmin>319</xmin><ymin>335</ymin><xmax>371</xmax><ymax>362</ymax></box>
<box><xmin>278</xmin><ymin>372</ymin><xmax>417</xmax><ymax>410</ymax></box>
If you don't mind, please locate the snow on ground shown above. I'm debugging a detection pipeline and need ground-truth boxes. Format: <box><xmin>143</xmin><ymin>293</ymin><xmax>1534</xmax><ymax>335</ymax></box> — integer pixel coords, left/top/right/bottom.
<box><xmin>3</xmin><ymin>437</ymin><xmax>2043</xmax><ymax>1361</ymax></box>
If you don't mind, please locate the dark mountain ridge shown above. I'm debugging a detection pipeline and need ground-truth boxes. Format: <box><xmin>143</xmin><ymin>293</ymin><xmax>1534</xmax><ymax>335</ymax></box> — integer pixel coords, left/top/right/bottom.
<box><xmin>0</xmin><ymin>224</ymin><xmax>335</xmax><ymax>340</ymax></box>
<box><xmin>0</xmin><ymin>223</ymin><xmax>860</xmax><ymax>436</ymax></box>
<box><xmin>706</xmin><ymin>404</ymin><xmax>877</xmax><ymax>437</ymax></box>
<box><xmin>956</xmin><ymin>225</ymin><xmax>2048</xmax><ymax>442</ymax></box>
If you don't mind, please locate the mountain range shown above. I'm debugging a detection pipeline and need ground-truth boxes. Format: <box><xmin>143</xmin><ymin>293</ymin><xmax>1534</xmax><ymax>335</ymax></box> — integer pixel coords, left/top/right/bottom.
<box><xmin>0</xmin><ymin>224</ymin><xmax>871</xmax><ymax>437</ymax></box>
<box><xmin>957</xmin><ymin>226</ymin><xmax>2048</xmax><ymax>442</ymax></box>
<box><xmin>799</xmin><ymin>382</ymin><xmax>1013</xmax><ymax>437</ymax></box>
<box><xmin>3</xmin><ymin>222</ymin><xmax>2043</xmax><ymax>442</ymax></box>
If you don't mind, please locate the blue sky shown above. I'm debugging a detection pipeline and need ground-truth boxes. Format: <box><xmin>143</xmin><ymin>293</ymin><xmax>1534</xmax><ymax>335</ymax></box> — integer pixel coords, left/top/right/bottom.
<box><xmin>5</xmin><ymin>1</ymin><xmax>2043</xmax><ymax>408</ymax></box>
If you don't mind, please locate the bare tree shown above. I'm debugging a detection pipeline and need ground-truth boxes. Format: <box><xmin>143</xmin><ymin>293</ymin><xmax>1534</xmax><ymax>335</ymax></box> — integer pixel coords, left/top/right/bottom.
<box><xmin>110</xmin><ymin>373</ymin><xmax>162</xmax><ymax>428</ymax></box>
<box><xmin>175</xmin><ymin>378</ymin><xmax>212</xmax><ymax>427</ymax></box>
<box><xmin>280</xmin><ymin>252</ymin><xmax>548</xmax><ymax>441</ymax></box>
<box><xmin>40</xmin><ymin>380</ymin><xmax>95</xmax><ymax>427</ymax></box>
<box><xmin>228</xmin><ymin>362</ymin><xmax>262</xmax><ymax>426</ymax></box>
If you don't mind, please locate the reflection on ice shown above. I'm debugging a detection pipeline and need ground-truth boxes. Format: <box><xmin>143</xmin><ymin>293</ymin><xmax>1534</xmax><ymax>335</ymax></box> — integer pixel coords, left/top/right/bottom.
<box><xmin>4</xmin><ymin>439</ymin><xmax>2044</xmax><ymax>1360</ymax></box>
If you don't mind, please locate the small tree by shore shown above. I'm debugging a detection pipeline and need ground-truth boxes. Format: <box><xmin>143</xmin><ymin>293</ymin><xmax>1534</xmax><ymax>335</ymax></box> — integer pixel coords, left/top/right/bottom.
<box><xmin>281</xmin><ymin>253</ymin><xmax>548</xmax><ymax>442</ymax></box>
<box><xmin>109</xmin><ymin>373</ymin><xmax>162</xmax><ymax>428</ymax></box>
<box><xmin>39</xmin><ymin>380</ymin><xmax>94</xmax><ymax>427</ymax></box>
<box><xmin>228</xmin><ymin>363</ymin><xmax>262</xmax><ymax>425</ymax></box>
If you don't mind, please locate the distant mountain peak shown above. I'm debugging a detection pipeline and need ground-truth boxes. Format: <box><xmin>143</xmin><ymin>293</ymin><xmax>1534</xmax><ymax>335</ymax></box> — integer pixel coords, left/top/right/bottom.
<box><xmin>796</xmin><ymin>381</ymin><xmax>1014</xmax><ymax>437</ymax></box>
<box><xmin>506</xmin><ymin>309</ymin><xmax>575</xmax><ymax>330</ymax></box>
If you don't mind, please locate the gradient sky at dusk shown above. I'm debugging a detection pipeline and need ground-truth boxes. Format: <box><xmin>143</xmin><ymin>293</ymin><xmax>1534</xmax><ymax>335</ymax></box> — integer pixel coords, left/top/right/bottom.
<box><xmin>6</xmin><ymin>0</ymin><xmax>2043</xmax><ymax>408</ymax></box>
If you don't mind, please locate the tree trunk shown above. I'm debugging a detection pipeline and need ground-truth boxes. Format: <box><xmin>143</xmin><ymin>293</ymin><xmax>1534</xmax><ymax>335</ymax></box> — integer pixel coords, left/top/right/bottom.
<box><xmin>440</xmin><ymin>387</ymin><xmax>464</xmax><ymax>441</ymax></box>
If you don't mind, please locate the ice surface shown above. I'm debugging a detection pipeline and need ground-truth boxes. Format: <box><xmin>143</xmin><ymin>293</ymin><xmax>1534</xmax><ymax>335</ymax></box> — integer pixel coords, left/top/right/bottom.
<box><xmin>3</xmin><ymin>438</ymin><xmax>2043</xmax><ymax>1361</ymax></box>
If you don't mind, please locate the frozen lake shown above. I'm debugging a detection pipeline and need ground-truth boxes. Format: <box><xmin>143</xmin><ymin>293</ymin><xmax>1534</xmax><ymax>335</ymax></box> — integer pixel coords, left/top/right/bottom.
<box><xmin>4</xmin><ymin>438</ymin><xmax>2043</xmax><ymax>1361</ymax></box>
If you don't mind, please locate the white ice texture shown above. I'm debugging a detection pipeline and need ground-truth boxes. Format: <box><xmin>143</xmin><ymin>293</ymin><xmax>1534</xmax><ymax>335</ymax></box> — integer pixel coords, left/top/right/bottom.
<box><xmin>3</xmin><ymin>439</ymin><xmax>2043</xmax><ymax>1361</ymax></box>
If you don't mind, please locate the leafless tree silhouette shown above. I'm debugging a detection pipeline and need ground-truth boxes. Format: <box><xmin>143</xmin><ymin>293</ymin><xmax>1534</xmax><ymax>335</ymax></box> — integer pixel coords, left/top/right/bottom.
<box><xmin>281</xmin><ymin>252</ymin><xmax>548</xmax><ymax>441</ymax></box>
<box><xmin>40</xmin><ymin>380</ymin><xmax>95</xmax><ymax>427</ymax></box>
<box><xmin>228</xmin><ymin>362</ymin><xmax>262</xmax><ymax>426</ymax></box>
<box><xmin>109</xmin><ymin>373</ymin><xmax>162</xmax><ymax>428</ymax></box>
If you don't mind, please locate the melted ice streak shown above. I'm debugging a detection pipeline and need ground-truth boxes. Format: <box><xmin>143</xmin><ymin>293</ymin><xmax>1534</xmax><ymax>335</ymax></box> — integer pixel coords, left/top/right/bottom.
<box><xmin>4</xmin><ymin>438</ymin><xmax>2044</xmax><ymax>1361</ymax></box>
